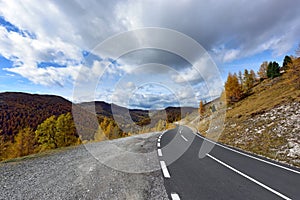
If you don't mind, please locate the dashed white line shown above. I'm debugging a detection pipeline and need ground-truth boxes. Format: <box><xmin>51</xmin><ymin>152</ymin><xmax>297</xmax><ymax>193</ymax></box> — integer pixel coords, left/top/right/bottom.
<box><xmin>194</xmin><ymin>132</ymin><xmax>300</xmax><ymax>175</ymax></box>
<box><xmin>158</xmin><ymin>138</ymin><xmax>161</xmax><ymax>142</ymax></box>
<box><xmin>160</xmin><ymin>161</ymin><xmax>171</xmax><ymax>178</ymax></box>
<box><xmin>171</xmin><ymin>193</ymin><xmax>181</xmax><ymax>200</ymax></box>
<box><xmin>158</xmin><ymin>149</ymin><xmax>163</xmax><ymax>157</ymax></box>
<box><xmin>207</xmin><ymin>154</ymin><xmax>292</xmax><ymax>200</ymax></box>
<box><xmin>180</xmin><ymin>135</ymin><xmax>188</xmax><ymax>142</ymax></box>
<box><xmin>157</xmin><ymin>142</ymin><xmax>161</xmax><ymax>148</ymax></box>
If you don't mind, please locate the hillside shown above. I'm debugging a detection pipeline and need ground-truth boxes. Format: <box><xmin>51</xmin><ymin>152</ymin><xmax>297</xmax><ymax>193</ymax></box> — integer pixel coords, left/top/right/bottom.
<box><xmin>0</xmin><ymin>92</ymin><xmax>196</xmax><ymax>139</ymax></box>
<box><xmin>192</xmin><ymin>71</ymin><xmax>300</xmax><ymax>167</ymax></box>
<box><xmin>0</xmin><ymin>92</ymin><xmax>72</xmax><ymax>139</ymax></box>
<box><xmin>219</xmin><ymin>73</ymin><xmax>300</xmax><ymax>167</ymax></box>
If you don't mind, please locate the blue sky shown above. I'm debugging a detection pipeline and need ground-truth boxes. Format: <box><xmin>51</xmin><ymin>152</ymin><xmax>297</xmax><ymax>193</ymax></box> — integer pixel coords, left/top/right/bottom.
<box><xmin>0</xmin><ymin>0</ymin><xmax>299</xmax><ymax>109</ymax></box>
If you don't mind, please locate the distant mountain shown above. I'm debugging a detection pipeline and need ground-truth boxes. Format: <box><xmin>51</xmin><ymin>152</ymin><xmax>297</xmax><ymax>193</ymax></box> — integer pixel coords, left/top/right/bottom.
<box><xmin>0</xmin><ymin>92</ymin><xmax>72</xmax><ymax>139</ymax></box>
<box><xmin>0</xmin><ymin>92</ymin><xmax>197</xmax><ymax>139</ymax></box>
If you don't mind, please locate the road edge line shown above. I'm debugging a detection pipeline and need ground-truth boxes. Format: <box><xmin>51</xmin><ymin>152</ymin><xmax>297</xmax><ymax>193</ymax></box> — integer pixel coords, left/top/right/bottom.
<box><xmin>171</xmin><ymin>193</ymin><xmax>181</xmax><ymax>200</ymax></box>
<box><xmin>160</xmin><ymin>161</ymin><xmax>171</xmax><ymax>178</ymax></box>
<box><xmin>207</xmin><ymin>154</ymin><xmax>292</xmax><ymax>200</ymax></box>
<box><xmin>188</xmin><ymin>127</ymin><xmax>300</xmax><ymax>175</ymax></box>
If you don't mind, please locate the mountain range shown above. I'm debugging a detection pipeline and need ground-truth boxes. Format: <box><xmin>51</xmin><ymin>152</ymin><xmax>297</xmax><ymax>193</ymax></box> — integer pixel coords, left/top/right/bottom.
<box><xmin>0</xmin><ymin>92</ymin><xmax>197</xmax><ymax>139</ymax></box>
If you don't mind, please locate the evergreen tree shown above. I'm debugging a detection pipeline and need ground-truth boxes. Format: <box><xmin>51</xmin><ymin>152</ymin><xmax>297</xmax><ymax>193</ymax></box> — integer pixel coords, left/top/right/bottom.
<box><xmin>282</xmin><ymin>55</ymin><xmax>292</xmax><ymax>71</ymax></box>
<box><xmin>267</xmin><ymin>61</ymin><xmax>280</xmax><ymax>79</ymax></box>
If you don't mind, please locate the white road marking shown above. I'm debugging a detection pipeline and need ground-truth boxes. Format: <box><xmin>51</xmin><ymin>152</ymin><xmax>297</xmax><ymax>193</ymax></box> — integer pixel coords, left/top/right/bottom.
<box><xmin>171</xmin><ymin>193</ymin><xmax>181</xmax><ymax>200</ymax></box>
<box><xmin>160</xmin><ymin>161</ymin><xmax>171</xmax><ymax>178</ymax></box>
<box><xmin>180</xmin><ymin>135</ymin><xmax>188</xmax><ymax>142</ymax></box>
<box><xmin>194</xmin><ymin>132</ymin><xmax>300</xmax><ymax>175</ymax></box>
<box><xmin>158</xmin><ymin>149</ymin><xmax>163</xmax><ymax>157</ymax></box>
<box><xmin>157</xmin><ymin>142</ymin><xmax>161</xmax><ymax>148</ymax></box>
<box><xmin>158</xmin><ymin>138</ymin><xmax>161</xmax><ymax>142</ymax></box>
<box><xmin>207</xmin><ymin>154</ymin><xmax>292</xmax><ymax>200</ymax></box>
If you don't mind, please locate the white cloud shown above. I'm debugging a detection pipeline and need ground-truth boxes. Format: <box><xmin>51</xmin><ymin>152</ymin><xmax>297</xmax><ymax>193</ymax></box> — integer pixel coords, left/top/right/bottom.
<box><xmin>0</xmin><ymin>0</ymin><xmax>300</xmax><ymax>108</ymax></box>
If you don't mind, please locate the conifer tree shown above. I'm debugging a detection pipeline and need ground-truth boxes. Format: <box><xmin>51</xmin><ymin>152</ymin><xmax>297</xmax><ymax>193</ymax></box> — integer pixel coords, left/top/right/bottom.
<box><xmin>267</xmin><ymin>61</ymin><xmax>280</xmax><ymax>79</ymax></box>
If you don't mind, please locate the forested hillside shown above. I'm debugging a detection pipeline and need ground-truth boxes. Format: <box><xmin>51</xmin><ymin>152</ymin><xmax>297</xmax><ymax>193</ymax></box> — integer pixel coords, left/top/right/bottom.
<box><xmin>0</xmin><ymin>92</ymin><xmax>72</xmax><ymax>139</ymax></box>
<box><xmin>0</xmin><ymin>92</ymin><xmax>195</xmax><ymax>161</ymax></box>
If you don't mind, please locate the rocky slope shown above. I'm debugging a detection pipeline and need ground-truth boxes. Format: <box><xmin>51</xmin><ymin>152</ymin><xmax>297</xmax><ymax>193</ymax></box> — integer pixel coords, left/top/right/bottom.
<box><xmin>221</xmin><ymin>101</ymin><xmax>300</xmax><ymax>167</ymax></box>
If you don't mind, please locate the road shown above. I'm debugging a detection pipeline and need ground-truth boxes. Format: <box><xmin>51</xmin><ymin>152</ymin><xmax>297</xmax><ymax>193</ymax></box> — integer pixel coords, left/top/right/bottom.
<box><xmin>0</xmin><ymin>132</ymin><xmax>168</xmax><ymax>200</ymax></box>
<box><xmin>157</xmin><ymin>126</ymin><xmax>300</xmax><ymax>200</ymax></box>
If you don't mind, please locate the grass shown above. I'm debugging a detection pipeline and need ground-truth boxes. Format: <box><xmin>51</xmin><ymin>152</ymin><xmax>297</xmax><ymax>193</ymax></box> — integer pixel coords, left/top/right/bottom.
<box><xmin>182</xmin><ymin>72</ymin><xmax>300</xmax><ymax>167</ymax></box>
<box><xmin>226</xmin><ymin>74</ymin><xmax>300</xmax><ymax>120</ymax></box>
<box><xmin>217</xmin><ymin>73</ymin><xmax>300</xmax><ymax>167</ymax></box>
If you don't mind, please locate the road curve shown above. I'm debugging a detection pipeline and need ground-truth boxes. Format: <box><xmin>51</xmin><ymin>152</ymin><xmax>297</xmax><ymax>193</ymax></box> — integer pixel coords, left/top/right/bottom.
<box><xmin>157</xmin><ymin>126</ymin><xmax>300</xmax><ymax>200</ymax></box>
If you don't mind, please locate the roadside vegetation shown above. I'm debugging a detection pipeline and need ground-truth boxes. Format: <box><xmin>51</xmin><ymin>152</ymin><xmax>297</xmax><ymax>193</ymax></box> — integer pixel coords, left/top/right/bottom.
<box><xmin>0</xmin><ymin>108</ymin><xmax>181</xmax><ymax>162</ymax></box>
<box><xmin>196</xmin><ymin>45</ymin><xmax>300</xmax><ymax>167</ymax></box>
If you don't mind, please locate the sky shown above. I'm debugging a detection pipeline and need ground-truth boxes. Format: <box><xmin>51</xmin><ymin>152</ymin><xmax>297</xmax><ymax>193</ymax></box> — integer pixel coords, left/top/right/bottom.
<box><xmin>0</xmin><ymin>0</ymin><xmax>299</xmax><ymax>109</ymax></box>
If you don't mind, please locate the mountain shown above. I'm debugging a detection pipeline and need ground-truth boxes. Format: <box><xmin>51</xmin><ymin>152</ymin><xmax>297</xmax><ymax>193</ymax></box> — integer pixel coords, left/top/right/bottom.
<box><xmin>0</xmin><ymin>92</ymin><xmax>72</xmax><ymax>139</ymax></box>
<box><xmin>0</xmin><ymin>92</ymin><xmax>197</xmax><ymax>139</ymax></box>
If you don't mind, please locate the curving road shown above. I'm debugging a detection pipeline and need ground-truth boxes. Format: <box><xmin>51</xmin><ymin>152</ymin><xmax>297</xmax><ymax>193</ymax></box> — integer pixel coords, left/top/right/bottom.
<box><xmin>157</xmin><ymin>126</ymin><xmax>300</xmax><ymax>200</ymax></box>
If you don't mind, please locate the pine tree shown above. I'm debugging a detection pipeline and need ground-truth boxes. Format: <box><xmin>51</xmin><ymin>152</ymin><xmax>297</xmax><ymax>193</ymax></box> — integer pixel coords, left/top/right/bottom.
<box><xmin>282</xmin><ymin>55</ymin><xmax>292</xmax><ymax>71</ymax></box>
<box><xmin>267</xmin><ymin>61</ymin><xmax>280</xmax><ymax>79</ymax></box>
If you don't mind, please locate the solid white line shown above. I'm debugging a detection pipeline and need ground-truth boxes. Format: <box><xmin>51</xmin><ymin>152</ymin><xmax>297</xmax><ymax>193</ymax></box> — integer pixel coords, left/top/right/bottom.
<box><xmin>158</xmin><ymin>149</ymin><xmax>163</xmax><ymax>157</ymax></box>
<box><xmin>180</xmin><ymin>135</ymin><xmax>188</xmax><ymax>142</ymax></box>
<box><xmin>207</xmin><ymin>154</ymin><xmax>292</xmax><ymax>200</ymax></box>
<box><xmin>157</xmin><ymin>142</ymin><xmax>161</xmax><ymax>148</ymax></box>
<box><xmin>171</xmin><ymin>193</ymin><xmax>180</xmax><ymax>200</ymax></box>
<box><xmin>193</xmin><ymin>131</ymin><xmax>300</xmax><ymax>175</ymax></box>
<box><xmin>160</xmin><ymin>161</ymin><xmax>171</xmax><ymax>178</ymax></box>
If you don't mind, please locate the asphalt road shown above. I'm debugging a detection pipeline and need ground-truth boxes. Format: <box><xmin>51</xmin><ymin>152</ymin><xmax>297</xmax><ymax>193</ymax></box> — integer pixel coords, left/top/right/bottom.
<box><xmin>157</xmin><ymin>126</ymin><xmax>300</xmax><ymax>200</ymax></box>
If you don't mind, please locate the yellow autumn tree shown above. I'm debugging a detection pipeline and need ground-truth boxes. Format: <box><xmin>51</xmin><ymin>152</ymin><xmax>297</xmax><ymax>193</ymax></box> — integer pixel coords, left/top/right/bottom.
<box><xmin>258</xmin><ymin>61</ymin><xmax>268</xmax><ymax>80</ymax></box>
<box><xmin>199</xmin><ymin>100</ymin><xmax>205</xmax><ymax>116</ymax></box>
<box><xmin>12</xmin><ymin>127</ymin><xmax>36</xmax><ymax>157</ymax></box>
<box><xmin>225</xmin><ymin>73</ymin><xmax>242</xmax><ymax>104</ymax></box>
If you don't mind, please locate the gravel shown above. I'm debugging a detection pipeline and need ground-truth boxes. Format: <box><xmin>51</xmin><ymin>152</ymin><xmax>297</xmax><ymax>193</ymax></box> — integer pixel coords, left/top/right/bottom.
<box><xmin>0</xmin><ymin>132</ymin><xmax>168</xmax><ymax>200</ymax></box>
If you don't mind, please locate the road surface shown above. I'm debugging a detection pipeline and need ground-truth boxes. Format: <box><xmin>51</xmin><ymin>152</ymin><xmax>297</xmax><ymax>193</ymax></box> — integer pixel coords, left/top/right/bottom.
<box><xmin>157</xmin><ymin>126</ymin><xmax>300</xmax><ymax>200</ymax></box>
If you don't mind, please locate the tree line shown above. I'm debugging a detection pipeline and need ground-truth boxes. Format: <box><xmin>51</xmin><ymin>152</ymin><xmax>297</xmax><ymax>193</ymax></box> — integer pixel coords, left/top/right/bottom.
<box><xmin>0</xmin><ymin>113</ymin><xmax>80</xmax><ymax>161</ymax></box>
<box><xmin>224</xmin><ymin>53</ymin><xmax>299</xmax><ymax>105</ymax></box>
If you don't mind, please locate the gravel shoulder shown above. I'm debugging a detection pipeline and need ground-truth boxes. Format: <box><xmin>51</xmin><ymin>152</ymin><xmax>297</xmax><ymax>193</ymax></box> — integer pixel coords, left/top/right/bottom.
<box><xmin>0</xmin><ymin>132</ymin><xmax>168</xmax><ymax>200</ymax></box>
